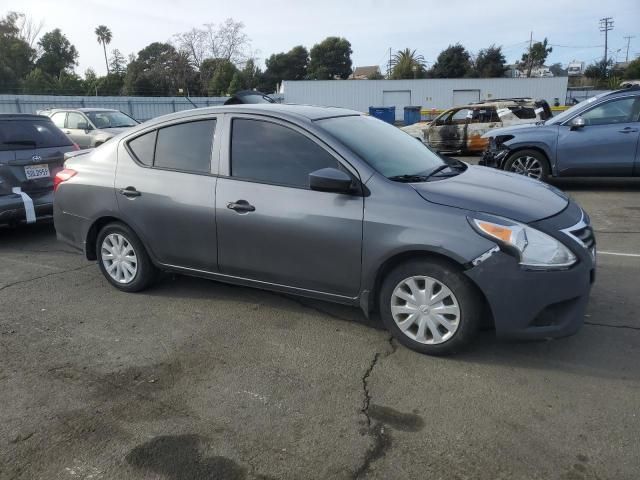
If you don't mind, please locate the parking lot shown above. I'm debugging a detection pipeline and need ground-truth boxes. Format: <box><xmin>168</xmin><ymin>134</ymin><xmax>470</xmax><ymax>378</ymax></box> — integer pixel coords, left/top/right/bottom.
<box><xmin>1</xmin><ymin>172</ymin><xmax>639</xmax><ymax>480</ymax></box>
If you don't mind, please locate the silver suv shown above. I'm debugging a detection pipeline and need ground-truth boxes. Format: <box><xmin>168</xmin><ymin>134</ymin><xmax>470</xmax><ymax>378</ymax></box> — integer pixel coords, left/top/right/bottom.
<box><xmin>39</xmin><ymin>108</ymin><xmax>139</xmax><ymax>149</ymax></box>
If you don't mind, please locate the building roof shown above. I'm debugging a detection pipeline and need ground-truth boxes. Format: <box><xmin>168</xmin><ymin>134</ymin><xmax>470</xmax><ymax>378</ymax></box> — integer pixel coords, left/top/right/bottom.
<box><xmin>350</xmin><ymin>66</ymin><xmax>381</xmax><ymax>78</ymax></box>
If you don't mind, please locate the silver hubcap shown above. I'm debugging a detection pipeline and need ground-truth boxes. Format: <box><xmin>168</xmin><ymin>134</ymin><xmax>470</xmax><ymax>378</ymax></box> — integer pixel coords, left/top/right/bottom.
<box><xmin>510</xmin><ymin>156</ymin><xmax>542</xmax><ymax>179</ymax></box>
<box><xmin>391</xmin><ymin>276</ymin><xmax>461</xmax><ymax>345</ymax></box>
<box><xmin>101</xmin><ymin>233</ymin><xmax>138</xmax><ymax>284</ymax></box>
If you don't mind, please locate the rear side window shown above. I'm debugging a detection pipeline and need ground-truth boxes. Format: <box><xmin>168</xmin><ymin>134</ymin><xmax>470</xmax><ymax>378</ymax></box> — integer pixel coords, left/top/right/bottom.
<box><xmin>231</xmin><ymin>118</ymin><xmax>340</xmax><ymax>188</ymax></box>
<box><xmin>128</xmin><ymin>130</ymin><xmax>157</xmax><ymax>166</ymax></box>
<box><xmin>50</xmin><ymin>112</ymin><xmax>66</xmax><ymax>128</ymax></box>
<box><xmin>154</xmin><ymin>120</ymin><xmax>215</xmax><ymax>173</ymax></box>
<box><xmin>508</xmin><ymin>106</ymin><xmax>537</xmax><ymax>119</ymax></box>
<box><xmin>0</xmin><ymin>119</ymin><xmax>73</xmax><ymax>151</ymax></box>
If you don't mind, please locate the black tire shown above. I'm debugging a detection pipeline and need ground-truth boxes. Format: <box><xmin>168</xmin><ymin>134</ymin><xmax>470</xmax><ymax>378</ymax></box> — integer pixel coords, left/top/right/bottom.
<box><xmin>96</xmin><ymin>222</ymin><xmax>157</xmax><ymax>292</ymax></box>
<box><xmin>503</xmin><ymin>149</ymin><xmax>550</xmax><ymax>181</ymax></box>
<box><xmin>379</xmin><ymin>259</ymin><xmax>482</xmax><ymax>356</ymax></box>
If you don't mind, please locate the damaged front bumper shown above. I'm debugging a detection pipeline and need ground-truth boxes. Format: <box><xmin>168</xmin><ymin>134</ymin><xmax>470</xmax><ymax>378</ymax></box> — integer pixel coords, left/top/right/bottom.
<box><xmin>479</xmin><ymin>146</ymin><xmax>510</xmax><ymax>169</ymax></box>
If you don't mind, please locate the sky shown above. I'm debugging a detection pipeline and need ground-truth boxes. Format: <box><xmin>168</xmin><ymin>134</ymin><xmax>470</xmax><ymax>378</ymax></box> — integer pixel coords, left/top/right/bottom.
<box><xmin>4</xmin><ymin>0</ymin><xmax>640</xmax><ymax>76</ymax></box>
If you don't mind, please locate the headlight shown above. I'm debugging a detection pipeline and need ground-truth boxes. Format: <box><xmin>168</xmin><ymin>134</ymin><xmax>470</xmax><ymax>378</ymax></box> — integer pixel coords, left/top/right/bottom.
<box><xmin>470</xmin><ymin>216</ymin><xmax>576</xmax><ymax>268</ymax></box>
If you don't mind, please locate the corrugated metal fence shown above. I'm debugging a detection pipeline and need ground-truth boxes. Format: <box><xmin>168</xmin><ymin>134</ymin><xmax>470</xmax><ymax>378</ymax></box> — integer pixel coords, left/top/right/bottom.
<box><xmin>0</xmin><ymin>94</ymin><xmax>285</xmax><ymax>122</ymax></box>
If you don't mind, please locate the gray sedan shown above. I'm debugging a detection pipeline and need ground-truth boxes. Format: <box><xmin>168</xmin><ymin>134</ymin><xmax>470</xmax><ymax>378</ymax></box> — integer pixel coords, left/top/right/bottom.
<box><xmin>53</xmin><ymin>105</ymin><xmax>595</xmax><ymax>355</ymax></box>
<box><xmin>482</xmin><ymin>87</ymin><xmax>640</xmax><ymax>180</ymax></box>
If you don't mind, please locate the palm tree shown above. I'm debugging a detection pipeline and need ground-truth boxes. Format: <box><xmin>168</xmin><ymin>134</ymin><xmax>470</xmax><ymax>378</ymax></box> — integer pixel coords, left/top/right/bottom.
<box><xmin>390</xmin><ymin>48</ymin><xmax>427</xmax><ymax>79</ymax></box>
<box><xmin>95</xmin><ymin>25</ymin><xmax>113</xmax><ymax>75</ymax></box>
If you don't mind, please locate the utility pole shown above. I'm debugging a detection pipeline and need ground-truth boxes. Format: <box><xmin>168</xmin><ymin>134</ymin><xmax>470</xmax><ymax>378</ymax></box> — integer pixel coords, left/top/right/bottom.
<box><xmin>388</xmin><ymin>47</ymin><xmax>392</xmax><ymax>79</ymax></box>
<box><xmin>623</xmin><ymin>35</ymin><xmax>635</xmax><ymax>62</ymax></box>
<box><xmin>599</xmin><ymin>17</ymin><xmax>614</xmax><ymax>74</ymax></box>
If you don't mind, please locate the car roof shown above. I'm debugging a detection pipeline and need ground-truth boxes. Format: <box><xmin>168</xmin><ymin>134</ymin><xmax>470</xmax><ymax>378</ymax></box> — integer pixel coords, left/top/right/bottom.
<box><xmin>141</xmin><ymin>104</ymin><xmax>363</xmax><ymax>128</ymax></box>
<box><xmin>605</xmin><ymin>85</ymin><xmax>640</xmax><ymax>97</ymax></box>
<box><xmin>41</xmin><ymin>107</ymin><xmax>121</xmax><ymax>113</ymax></box>
<box><xmin>0</xmin><ymin>113</ymin><xmax>52</xmax><ymax>121</ymax></box>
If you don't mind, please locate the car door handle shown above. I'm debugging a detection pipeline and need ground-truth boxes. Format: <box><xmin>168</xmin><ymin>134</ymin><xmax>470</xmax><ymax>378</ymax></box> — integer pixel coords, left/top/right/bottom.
<box><xmin>119</xmin><ymin>187</ymin><xmax>141</xmax><ymax>197</ymax></box>
<box><xmin>227</xmin><ymin>200</ymin><xmax>255</xmax><ymax>213</ymax></box>
<box><xmin>619</xmin><ymin>127</ymin><xmax>638</xmax><ymax>133</ymax></box>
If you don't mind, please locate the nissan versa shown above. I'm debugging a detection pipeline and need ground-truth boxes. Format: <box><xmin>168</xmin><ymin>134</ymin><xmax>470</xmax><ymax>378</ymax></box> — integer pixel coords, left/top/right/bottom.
<box><xmin>53</xmin><ymin>105</ymin><xmax>596</xmax><ymax>355</ymax></box>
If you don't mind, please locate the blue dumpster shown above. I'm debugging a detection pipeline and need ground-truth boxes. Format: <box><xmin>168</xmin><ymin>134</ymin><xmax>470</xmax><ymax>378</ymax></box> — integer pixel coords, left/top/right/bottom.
<box><xmin>403</xmin><ymin>106</ymin><xmax>422</xmax><ymax>126</ymax></box>
<box><xmin>368</xmin><ymin>106</ymin><xmax>395</xmax><ymax>124</ymax></box>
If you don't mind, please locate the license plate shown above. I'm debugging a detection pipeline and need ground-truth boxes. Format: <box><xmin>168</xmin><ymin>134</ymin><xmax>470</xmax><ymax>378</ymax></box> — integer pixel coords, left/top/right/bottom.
<box><xmin>24</xmin><ymin>164</ymin><xmax>50</xmax><ymax>179</ymax></box>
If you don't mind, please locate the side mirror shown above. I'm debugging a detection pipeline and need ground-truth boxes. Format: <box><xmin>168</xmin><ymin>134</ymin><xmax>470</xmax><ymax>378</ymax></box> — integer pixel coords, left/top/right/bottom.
<box><xmin>309</xmin><ymin>167</ymin><xmax>353</xmax><ymax>194</ymax></box>
<box><xmin>570</xmin><ymin>117</ymin><xmax>585</xmax><ymax>130</ymax></box>
<box><xmin>77</xmin><ymin>121</ymin><xmax>92</xmax><ymax>131</ymax></box>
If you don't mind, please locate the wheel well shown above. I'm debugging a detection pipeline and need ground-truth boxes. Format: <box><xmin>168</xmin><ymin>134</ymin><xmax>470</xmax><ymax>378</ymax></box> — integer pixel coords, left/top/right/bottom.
<box><xmin>85</xmin><ymin>216</ymin><xmax>121</xmax><ymax>260</ymax></box>
<box><xmin>370</xmin><ymin>250</ymin><xmax>495</xmax><ymax>329</ymax></box>
<box><xmin>502</xmin><ymin>146</ymin><xmax>550</xmax><ymax>170</ymax></box>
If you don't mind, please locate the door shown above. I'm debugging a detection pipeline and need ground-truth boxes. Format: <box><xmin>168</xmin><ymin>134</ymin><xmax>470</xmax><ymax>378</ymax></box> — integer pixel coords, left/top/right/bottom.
<box><xmin>453</xmin><ymin>89</ymin><xmax>480</xmax><ymax>107</ymax></box>
<box><xmin>215</xmin><ymin>116</ymin><xmax>364</xmax><ymax>297</ymax></box>
<box><xmin>65</xmin><ymin>112</ymin><xmax>93</xmax><ymax>148</ymax></box>
<box><xmin>115</xmin><ymin>118</ymin><xmax>219</xmax><ymax>271</ymax></box>
<box><xmin>383</xmin><ymin>90</ymin><xmax>411</xmax><ymax>121</ymax></box>
<box><xmin>556</xmin><ymin>96</ymin><xmax>640</xmax><ymax>176</ymax></box>
<box><xmin>427</xmin><ymin>108</ymin><xmax>470</xmax><ymax>152</ymax></box>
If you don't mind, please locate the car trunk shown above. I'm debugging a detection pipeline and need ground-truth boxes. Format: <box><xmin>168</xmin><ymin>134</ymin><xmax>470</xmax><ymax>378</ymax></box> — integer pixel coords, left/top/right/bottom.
<box><xmin>1</xmin><ymin>146</ymin><xmax>68</xmax><ymax>194</ymax></box>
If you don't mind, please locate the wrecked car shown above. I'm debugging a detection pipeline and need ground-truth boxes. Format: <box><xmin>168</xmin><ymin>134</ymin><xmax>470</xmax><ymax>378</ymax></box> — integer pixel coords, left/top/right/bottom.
<box><xmin>402</xmin><ymin>99</ymin><xmax>552</xmax><ymax>154</ymax></box>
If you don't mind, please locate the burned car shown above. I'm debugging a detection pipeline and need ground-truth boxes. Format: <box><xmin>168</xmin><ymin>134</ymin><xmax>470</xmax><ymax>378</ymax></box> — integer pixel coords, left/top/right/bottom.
<box><xmin>402</xmin><ymin>98</ymin><xmax>552</xmax><ymax>154</ymax></box>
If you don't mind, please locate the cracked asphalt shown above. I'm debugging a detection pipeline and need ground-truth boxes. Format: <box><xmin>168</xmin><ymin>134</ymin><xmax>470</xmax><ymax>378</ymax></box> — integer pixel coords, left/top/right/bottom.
<box><xmin>1</xmin><ymin>175</ymin><xmax>639</xmax><ymax>480</ymax></box>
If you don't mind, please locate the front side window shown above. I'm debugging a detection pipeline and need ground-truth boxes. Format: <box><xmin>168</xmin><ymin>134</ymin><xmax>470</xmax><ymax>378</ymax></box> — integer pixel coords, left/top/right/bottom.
<box><xmin>154</xmin><ymin>120</ymin><xmax>216</xmax><ymax>173</ymax></box>
<box><xmin>67</xmin><ymin>112</ymin><xmax>89</xmax><ymax>129</ymax></box>
<box><xmin>450</xmin><ymin>109</ymin><xmax>472</xmax><ymax>124</ymax></box>
<box><xmin>231</xmin><ymin>118</ymin><xmax>340</xmax><ymax>188</ymax></box>
<box><xmin>580</xmin><ymin>97</ymin><xmax>639</xmax><ymax>126</ymax></box>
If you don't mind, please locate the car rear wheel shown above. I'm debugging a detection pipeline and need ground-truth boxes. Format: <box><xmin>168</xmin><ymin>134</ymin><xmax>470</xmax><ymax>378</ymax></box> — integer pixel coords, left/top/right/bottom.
<box><xmin>96</xmin><ymin>222</ymin><xmax>156</xmax><ymax>292</ymax></box>
<box><xmin>379</xmin><ymin>259</ymin><xmax>482</xmax><ymax>355</ymax></box>
<box><xmin>504</xmin><ymin>149</ymin><xmax>549</xmax><ymax>181</ymax></box>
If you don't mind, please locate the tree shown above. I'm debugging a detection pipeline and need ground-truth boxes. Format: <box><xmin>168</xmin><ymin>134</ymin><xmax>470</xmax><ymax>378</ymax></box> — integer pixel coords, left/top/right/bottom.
<box><xmin>0</xmin><ymin>12</ymin><xmax>36</xmax><ymax>92</ymax></box>
<box><xmin>549</xmin><ymin>63</ymin><xmax>567</xmax><ymax>77</ymax></box>
<box><xmin>208</xmin><ymin>59</ymin><xmax>238</xmax><ymax>95</ymax></box>
<box><xmin>431</xmin><ymin>44</ymin><xmax>472</xmax><ymax>78</ymax></box>
<box><xmin>109</xmin><ymin>48</ymin><xmax>126</xmax><ymax>76</ymax></box>
<box><xmin>307</xmin><ymin>37</ymin><xmax>352</xmax><ymax>80</ymax></box>
<box><xmin>56</xmin><ymin>71</ymin><xmax>84</xmax><ymax>94</ymax></box>
<box><xmin>518</xmin><ymin>38</ymin><xmax>552</xmax><ymax>77</ymax></box>
<box><xmin>22</xmin><ymin>67</ymin><xmax>55</xmax><ymax>93</ymax></box>
<box><xmin>13</xmin><ymin>12</ymin><xmax>43</xmax><ymax>48</ymax></box>
<box><xmin>241</xmin><ymin>58</ymin><xmax>262</xmax><ymax>90</ymax></box>
<box><xmin>174</xmin><ymin>18</ymin><xmax>250</xmax><ymax>68</ymax></box>
<box><xmin>228</xmin><ymin>71</ymin><xmax>243</xmax><ymax>94</ymax></box>
<box><xmin>623</xmin><ymin>58</ymin><xmax>640</xmax><ymax>80</ymax></box>
<box><xmin>474</xmin><ymin>45</ymin><xmax>507</xmax><ymax>77</ymax></box>
<box><xmin>390</xmin><ymin>48</ymin><xmax>426</xmax><ymax>79</ymax></box>
<box><xmin>95</xmin><ymin>25</ymin><xmax>112</xmax><ymax>74</ymax></box>
<box><xmin>36</xmin><ymin>28</ymin><xmax>78</xmax><ymax>78</ymax></box>
<box><xmin>262</xmin><ymin>45</ymin><xmax>309</xmax><ymax>91</ymax></box>
<box><xmin>584</xmin><ymin>60</ymin><xmax>610</xmax><ymax>81</ymax></box>
<box><xmin>124</xmin><ymin>42</ymin><xmax>196</xmax><ymax>96</ymax></box>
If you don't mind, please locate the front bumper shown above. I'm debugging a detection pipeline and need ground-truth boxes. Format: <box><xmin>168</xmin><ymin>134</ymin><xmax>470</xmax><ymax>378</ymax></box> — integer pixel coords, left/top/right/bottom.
<box><xmin>480</xmin><ymin>147</ymin><xmax>509</xmax><ymax>169</ymax></box>
<box><xmin>0</xmin><ymin>190</ymin><xmax>54</xmax><ymax>225</ymax></box>
<box><xmin>466</xmin><ymin>250</ymin><xmax>594</xmax><ymax>340</ymax></box>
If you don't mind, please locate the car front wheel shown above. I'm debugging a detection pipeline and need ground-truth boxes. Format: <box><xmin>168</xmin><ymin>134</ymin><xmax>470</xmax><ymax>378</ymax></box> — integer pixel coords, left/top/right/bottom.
<box><xmin>379</xmin><ymin>259</ymin><xmax>482</xmax><ymax>355</ymax></box>
<box><xmin>504</xmin><ymin>149</ymin><xmax>550</xmax><ymax>181</ymax></box>
<box><xmin>96</xmin><ymin>222</ymin><xmax>156</xmax><ymax>292</ymax></box>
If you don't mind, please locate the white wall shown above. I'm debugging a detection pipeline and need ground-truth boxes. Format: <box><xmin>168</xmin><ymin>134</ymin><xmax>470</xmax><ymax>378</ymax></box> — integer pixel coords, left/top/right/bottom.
<box><xmin>283</xmin><ymin>78</ymin><xmax>568</xmax><ymax>119</ymax></box>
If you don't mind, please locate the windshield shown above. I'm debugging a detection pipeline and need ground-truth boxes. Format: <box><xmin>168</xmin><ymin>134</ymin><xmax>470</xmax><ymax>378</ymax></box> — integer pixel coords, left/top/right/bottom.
<box><xmin>85</xmin><ymin>110</ymin><xmax>138</xmax><ymax>128</ymax></box>
<box><xmin>547</xmin><ymin>92</ymin><xmax>610</xmax><ymax>125</ymax></box>
<box><xmin>317</xmin><ymin>115</ymin><xmax>445</xmax><ymax>178</ymax></box>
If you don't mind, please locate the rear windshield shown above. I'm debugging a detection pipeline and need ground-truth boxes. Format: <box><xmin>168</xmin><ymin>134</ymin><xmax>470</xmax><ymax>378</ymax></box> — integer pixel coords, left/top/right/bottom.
<box><xmin>0</xmin><ymin>118</ymin><xmax>73</xmax><ymax>151</ymax></box>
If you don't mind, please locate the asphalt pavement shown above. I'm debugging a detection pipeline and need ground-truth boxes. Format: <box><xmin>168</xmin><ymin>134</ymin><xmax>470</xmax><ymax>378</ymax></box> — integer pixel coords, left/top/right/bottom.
<box><xmin>1</xmin><ymin>174</ymin><xmax>639</xmax><ymax>480</ymax></box>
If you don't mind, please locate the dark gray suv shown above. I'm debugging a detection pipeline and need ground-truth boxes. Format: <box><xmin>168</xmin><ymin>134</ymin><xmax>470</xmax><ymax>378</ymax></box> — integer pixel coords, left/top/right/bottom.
<box><xmin>53</xmin><ymin>105</ymin><xmax>596</xmax><ymax>355</ymax></box>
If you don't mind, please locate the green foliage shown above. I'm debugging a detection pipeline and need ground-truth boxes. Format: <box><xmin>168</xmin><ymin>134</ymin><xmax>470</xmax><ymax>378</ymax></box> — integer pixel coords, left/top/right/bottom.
<box><xmin>548</xmin><ymin>63</ymin><xmax>567</xmax><ymax>77</ymax></box>
<box><xmin>95</xmin><ymin>25</ymin><xmax>112</xmax><ymax>74</ymax></box>
<box><xmin>23</xmin><ymin>67</ymin><xmax>55</xmax><ymax>93</ymax></box>
<box><xmin>262</xmin><ymin>46</ymin><xmax>309</xmax><ymax>92</ymax></box>
<box><xmin>0</xmin><ymin>12</ymin><xmax>36</xmax><ymax>92</ymax></box>
<box><xmin>624</xmin><ymin>58</ymin><xmax>640</xmax><ymax>80</ymax></box>
<box><xmin>431</xmin><ymin>44</ymin><xmax>472</xmax><ymax>78</ymax></box>
<box><xmin>109</xmin><ymin>49</ymin><xmax>126</xmax><ymax>76</ymax></box>
<box><xmin>228</xmin><ymin>72</ymin><xmax>243</xmax><ymax>94</ymax></box>
<box><xmin>390</xmin><ymin>48</ymin><xmax>426</xmax><ymax>79</ymax></box>
<box><xmin>474</xmin><ymin>45</ymin><xmax>507</xmax><ymax>78</ymax></box>
<box><xmin>208</xmin><ymin>59</ymin><xmax>238</xmax><ymax>96</ymax></box>
<box><xmin>307</xmin><ymin>37</ymin><xmax>352</xmax><ymax>80</ymax></box>
<box><xmin>36</xmin><ymin>28</ymin><xmax>78</xmax><ymax>78</ymax></box>
<box><xmin>518</xmin><ymin>38</ymin><xmax>552</xmax><ymax>77</ymax></box>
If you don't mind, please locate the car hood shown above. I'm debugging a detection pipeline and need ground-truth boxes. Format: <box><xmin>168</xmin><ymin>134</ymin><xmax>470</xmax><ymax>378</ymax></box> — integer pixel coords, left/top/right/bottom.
<box><xmin>481</xmin><ymin>122</ymin><xmax>549</xmax><ymax>138</ymax></box>
<box><xmin>411</xmin><ymin>165</ymin><xmax>568</xmax><ymax>223</ymax></box>
<box><xmin>95</xmin><ymin>127</ymin><xmax>132</xmax><ymax>136</ymax></box>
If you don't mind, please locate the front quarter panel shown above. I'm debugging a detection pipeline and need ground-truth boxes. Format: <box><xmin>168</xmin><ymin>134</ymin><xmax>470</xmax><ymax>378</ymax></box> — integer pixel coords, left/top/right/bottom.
<box><xmin>361</xmin><ymin>174</ymin><xmax>496</xmax><ymax>294</ymax></box>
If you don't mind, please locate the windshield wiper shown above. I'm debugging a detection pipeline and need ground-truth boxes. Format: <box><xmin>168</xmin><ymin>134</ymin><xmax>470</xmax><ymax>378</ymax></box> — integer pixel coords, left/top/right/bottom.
<box><xmin>389</xmin><ymin>164</ymin><xmax>458</xmax><ymax>183</ymax></box>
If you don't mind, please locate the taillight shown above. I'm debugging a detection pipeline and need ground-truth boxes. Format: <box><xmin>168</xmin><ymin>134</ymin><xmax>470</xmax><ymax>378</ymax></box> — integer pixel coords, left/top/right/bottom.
<box><xmin>54</xmin><ymin>168</ymin><xmax>77</xmax><ymax>192</ymax></box>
